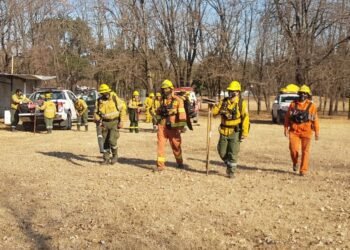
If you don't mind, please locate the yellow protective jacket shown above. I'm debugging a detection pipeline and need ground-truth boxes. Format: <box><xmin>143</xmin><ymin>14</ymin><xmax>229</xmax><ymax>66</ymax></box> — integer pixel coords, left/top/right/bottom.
<box><xmin>39</xmin><ymin>100</ymin><xmax>57</xmax><ymax>119</ymax></box>
<box><xmin>128</xmin><ymin>98</ymin><xmax>141</xmax><ymax>110</ymax></box>
<box><xmin>213</xmin><ymin>97</ymin><xmax>250</xmax><ymax>137</ymax></box>
<box><xmin>151</xmin><ymin>99</ymin><xmax>161</xmax><ymax>115</ymax></box>
<box><xmin>11</xmin><ymin>94</ymin><xmax>31</xmax><ymax>110</ymax></box>
<box><xmin>94</xmin><ymin>95</ymin><xmax>126</xmax><ymax>122</ymax></box>
<box><xmin>144</xmin><ymin>97</ymin><xmax>153</xmax><ymax>110</ymax></box>
<box><xmin>156</xmin><ymin>94</ymin><xmax>187</xmax><ymax>129</ymax></box>
<box><xmin>74</xmin><ymin>99</ymin><xmax>88</xmax><ymax>116</ymax></box>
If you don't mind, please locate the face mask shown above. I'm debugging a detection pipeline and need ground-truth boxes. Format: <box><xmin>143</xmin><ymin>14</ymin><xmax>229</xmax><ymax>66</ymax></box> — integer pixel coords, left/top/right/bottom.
<box><xmin>228</xmin><ymin>91</ymin><xmax>238</xmax><ymax>98</ymax></box>
<box><xmin>299</xmin><ymin>93</ymin><xmax>308</xmax><ymax>101</ymax></box>
<box><xmin>161</xmin><ymin>88</ymin><xmax>172</xmax><ymax>97</ymax></box>
<box><xmin>101</xmin><ymin>93</ymin><xmax>110</xmax><ymax>99</ymax></box>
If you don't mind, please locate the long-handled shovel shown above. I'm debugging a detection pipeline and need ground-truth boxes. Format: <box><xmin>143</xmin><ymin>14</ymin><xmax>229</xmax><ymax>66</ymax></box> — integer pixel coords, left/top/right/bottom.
<box><xmin>205</xmin><ymin>105</ymin><xmax>213</xmax><ymax>175</ymax></box>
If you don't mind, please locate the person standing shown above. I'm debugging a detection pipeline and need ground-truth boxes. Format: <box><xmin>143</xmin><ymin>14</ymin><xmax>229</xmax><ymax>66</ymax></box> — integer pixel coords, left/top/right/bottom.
<box><xmin>284</xmin><ymin>85</ymin><xmax>319</xmax><ymax>176</ymax></box>
<box><xmin>212</xmin><ymin>81</ymin><xmax>250</xmax><ymax>178</ymax></box>
<box><xmin>38</xmin><ymin>93</ymin><xmax>56</xmax><ymax>133</ymax></box>
<box><xmin>10</xmin><ymin>89</ymin><xmax>31</xmax><ymax>131</ymax></box>
<box><xmin>94</xmin><ymin>84</ymin><xmax>126</xmax><ymax>165</ymax></box>
<box><xmin>155</xmin><ymin>80</ymin><xmax>187</xmax><ymax>171</ymax></box>
<box><xmin>144</xmin><ymin>92</ymin><xmax>154</xmax><ymax>123</ymax></box>
<box><xmin>151</xmin><ymin>92</ymin><xmax>162</xmax><ymax>132</ymax></box>
<box><xmin>74</xmin><ymin>96</ymin><xmax>89</xmax><ymax>131</ymax></box>
<box><xmin>128</xmin><ymin>91</ymin><xmax>141</xmax><ymax>133</ymax></box>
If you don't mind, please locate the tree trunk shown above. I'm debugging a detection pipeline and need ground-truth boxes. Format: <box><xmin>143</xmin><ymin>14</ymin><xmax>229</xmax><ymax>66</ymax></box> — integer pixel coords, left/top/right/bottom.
<box><xmin>328</xmin><ymin>96</ymin><xmax>334</xmax><ymax>116</ymax></box>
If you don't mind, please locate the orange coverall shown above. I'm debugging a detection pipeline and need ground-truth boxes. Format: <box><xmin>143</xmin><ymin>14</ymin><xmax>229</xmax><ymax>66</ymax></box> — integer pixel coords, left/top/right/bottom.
<box><xmin>284</xmin><ymin>99</ymin><xmax>320</xmax><ymax>175</ymax></box>
<box><xmin>156</xmin><ymin>94</ymin><xmax>187</xmax><ymax>170</ymax></box>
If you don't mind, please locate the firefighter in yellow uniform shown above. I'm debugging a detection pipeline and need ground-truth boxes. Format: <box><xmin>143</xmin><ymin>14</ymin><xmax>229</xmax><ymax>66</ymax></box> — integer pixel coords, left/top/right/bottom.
<box><xmin>155</xmin><ymin>80</ymin><xmax>187</xmax><ymax>171</ymax></box>
<box><xmin>128</xmin><ymin>91</ymin><xmax>142</xmax><ymax>133</ymax></box>
<box><xmin>212</xmin><ymin>81</ymin><xmax>250</xmax><ymax>178</ymax></box>
<box><xmin>38</xmin><ymin>93</ymin><xmax>57</xmax><ymax>133</ymax></box>
<box><xmin>74</xmin><ymin>97</ymin><xmax>89</xmax><ymax>131</ymax></box>
<box><xmin>150</xmin><ymin>92</ymin><xmax>162</xmax><ymax>132</ymax></box>
<box><xmin>94</xmin><ymin>84</ymin><xmax>126</xmax><ymax>165</ymax></box>
<box><xmin>144</xmin><ymin>92</ymin><xmax>154</xmax><ymax>123</ymax></box>
<box><xmin>10</xmin><ymin>89</ymin><xmax>31</xmax><ymax>131</ymax></box>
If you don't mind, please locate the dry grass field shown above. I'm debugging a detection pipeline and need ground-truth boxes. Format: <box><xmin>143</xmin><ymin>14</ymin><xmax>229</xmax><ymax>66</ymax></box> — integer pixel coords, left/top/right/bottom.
<box><xmin>0</xmin><ymin>110</ymin><xmax>349</xmax><ymax>249</ymax></box>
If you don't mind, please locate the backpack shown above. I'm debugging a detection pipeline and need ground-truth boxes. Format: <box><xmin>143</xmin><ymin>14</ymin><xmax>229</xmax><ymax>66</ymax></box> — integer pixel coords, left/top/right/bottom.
<box><xmin>291</xmin><ymin>101</ymin><xmax>312</xmax><ymax>124</ymax></box>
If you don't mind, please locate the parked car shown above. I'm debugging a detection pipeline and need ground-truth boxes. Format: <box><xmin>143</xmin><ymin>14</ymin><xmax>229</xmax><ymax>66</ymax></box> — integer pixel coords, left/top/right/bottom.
<box><xmin>174</xmin><ymin>87</ymin><xmax>200</xmax><ymax>123</ymax></box>
<box><xmin>272</xmin><ymin>93</ymin><xmax>299</xmax><ymax>124</ymax></box>
<box><xmin>18</xmin><ymin>88</ymin><xmax>78</xmax><ymax>130</ymax></box>
<box><xmin>76</xmin><ymin>89</ymin><xmax>99</xmax><ymax>119</ymax></box>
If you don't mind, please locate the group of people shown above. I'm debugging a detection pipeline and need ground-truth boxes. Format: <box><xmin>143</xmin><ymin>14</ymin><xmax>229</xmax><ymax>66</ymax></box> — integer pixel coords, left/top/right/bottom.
<box><xmin>10</xmin><ymin>79</ymin><xmax>319</xmax><ymax>178</ymax></box>
<box><xmin>93</xmin><ymin>79</ymin><xmax>319</xmax><ymax>178</ymax></box>
<box><xmin>10</xmin><ymin>89</ymin><xmax>90</xmax><ymax>133</ymax></box>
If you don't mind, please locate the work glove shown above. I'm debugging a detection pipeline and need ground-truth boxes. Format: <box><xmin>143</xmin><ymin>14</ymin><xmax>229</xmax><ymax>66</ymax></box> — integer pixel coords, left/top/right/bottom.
<box><xmin>118</xmin><ymin>121</ymin><xmax>123</xmax><ymax>129</ymax></box>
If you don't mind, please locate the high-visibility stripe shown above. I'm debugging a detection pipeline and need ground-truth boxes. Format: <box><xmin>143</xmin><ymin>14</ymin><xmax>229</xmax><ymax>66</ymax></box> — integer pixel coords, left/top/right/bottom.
<box><xmin>171</xmin><ymin>121</ymin><xmax>187</xmax><ymax>127</ymax></box>
<box><xmin>157</xmin><ymin>156</ymin><xmax>166</xmax><ymax>162</ymax></box>
<box><xmin>178</xmin><ymin>108</ymin><xmax>185</xmax><ymax>113</ymax></box>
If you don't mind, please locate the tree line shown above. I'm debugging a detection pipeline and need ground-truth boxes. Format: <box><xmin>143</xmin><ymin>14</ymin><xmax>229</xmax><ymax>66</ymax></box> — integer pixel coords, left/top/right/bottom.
<box><xmin>1</xmin><ymin>0</ymin><xmax>349</xmax><ymax>115</ymax></box>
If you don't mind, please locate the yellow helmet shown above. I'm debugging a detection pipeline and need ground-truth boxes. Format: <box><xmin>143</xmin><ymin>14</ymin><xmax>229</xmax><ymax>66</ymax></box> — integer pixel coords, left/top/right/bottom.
<box><xmin>299</xmin><ymin>85</ymin><xmax>311</xmax><ymax>95</ymax></box>
<box><xmin>227</xmin><ymin>81</ymin><xmax>241</xmax><ymax>91</ymax></box>
<box><xmin>45</xmin><ymin>93</ymin><xmax>52</xmax><ymax>99</ymax></box>
<box><xmin>161</xmin><ymin>79</ymin><xmax>174</xmax><ymax>89</ymax></box>
<box><xmin>156</xmin><ymin>92</ymin><xmax>161</xmax><ymax>97</ymax></box>
<box><xmin>133</xmin><ymin>90</ymin><xmax>140</xmax><ymax>96</ymax></box>
<box><xmin>99</xmin><ymin>83</ymin><xmax>111</xmax><ymax>93</ymax></box>
<box><xmin>149</xmin><ymin>92</ymin><xmax>155</xmax><ymax>97</ymax></box>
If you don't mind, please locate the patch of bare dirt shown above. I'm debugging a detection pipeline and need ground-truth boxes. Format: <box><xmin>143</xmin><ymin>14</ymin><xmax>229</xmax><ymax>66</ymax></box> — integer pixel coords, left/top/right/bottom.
<box><xmin>0</xmin><ymin>115</ymin><xmax>349</xmax><ymax>249</ymax></box>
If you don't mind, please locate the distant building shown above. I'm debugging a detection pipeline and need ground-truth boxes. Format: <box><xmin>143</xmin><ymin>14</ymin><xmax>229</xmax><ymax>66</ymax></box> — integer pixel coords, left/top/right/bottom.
<box><xmin>0</xmin><ymin>73</ymin><xmax>56</xmax><ymax>117</ymax></box>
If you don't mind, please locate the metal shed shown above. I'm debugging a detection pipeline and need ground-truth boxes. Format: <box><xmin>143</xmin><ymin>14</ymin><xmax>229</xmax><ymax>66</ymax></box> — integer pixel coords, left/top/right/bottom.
<box><xmin>0</xmin><ymin>73</ymin><xmax>56</xmax><ymax>117</ymax></box>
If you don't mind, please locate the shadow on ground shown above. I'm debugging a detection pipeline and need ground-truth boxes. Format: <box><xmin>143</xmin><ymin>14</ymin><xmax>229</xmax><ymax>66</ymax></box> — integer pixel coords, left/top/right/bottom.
<box><xmin>187</xmin><ymin>157</ymin><xmax>292</xmax><ymax>175</ymax></box>
<box><xmin>0</xmin><ymin>177</ymin><xmax>52</xmax><ymax>249</ymax></box>
<box><xmin>37</xmin><ymin>151</ymin><xmax>101</xmax><ymax>166</ymax></box>
<box><xmin>118</xmin><ymin>156</ymin><xmax>221</xmax><ymax>176</ymax></box>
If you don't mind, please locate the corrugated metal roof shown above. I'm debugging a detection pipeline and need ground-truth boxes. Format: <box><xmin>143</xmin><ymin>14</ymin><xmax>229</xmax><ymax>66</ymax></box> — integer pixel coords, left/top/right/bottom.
<box><xmin>0</xmin><ymin>73</ymin><xmax>56</xmax><ymax>81</ymax></box>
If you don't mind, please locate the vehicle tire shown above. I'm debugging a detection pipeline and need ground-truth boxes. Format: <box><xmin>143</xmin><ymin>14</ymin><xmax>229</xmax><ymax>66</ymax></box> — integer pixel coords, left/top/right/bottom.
<box><xmin>62</xmin><ymin>111</ymin><xmax>72</xmax><ymax>130</ymax></box>
<box><xmin>23</xmin><ymin>122</ymin><xmax>34</xmax><ymax>131</ymax></box>
<box><xmin>272</xmin><ymin>112</ymin><xmax>277</xmax><ymax>123</ymax></box>
<box><xmin>276</xmin><ymin>111</ymin><xmax>284</xmax><ymax>125</ymax></box>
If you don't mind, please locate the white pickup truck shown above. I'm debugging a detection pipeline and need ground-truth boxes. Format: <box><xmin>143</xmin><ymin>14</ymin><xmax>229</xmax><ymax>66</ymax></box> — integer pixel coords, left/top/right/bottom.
<box><xmin>272</xmin><ymin>93</ymin><xmax>299</xmax><ymax>124</ymax></box>
<box><xmin>18</xmin><ymin>89</ymin><xmax>78</xmax><ymax>130</ymax></box>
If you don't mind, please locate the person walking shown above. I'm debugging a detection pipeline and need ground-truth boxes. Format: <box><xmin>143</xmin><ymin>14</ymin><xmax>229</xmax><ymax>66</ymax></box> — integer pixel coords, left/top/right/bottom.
<box><xmin>155</xmin><ymin>80</ymin><xmax>187</xmax><ymax>171</ymax></box>
<box><xmin>74</xmin><ymin>96</ymin><xmax>89</xmax><ymax>131</ymax></box>
<box><xmin>10</xmin><ymin>89</ymin><xmax>31</xmax><ymax>131</ymax></box>
<box><xmin>38</xmin><ymin>93</ymin><xmax>56</xmax><ymax>133</ymax></box>
<box><xmin>212</xmin><ymin>81</ymin><xmax>250</xmax><ymax>178</ymax></box>
<box><xmin>144</xmin><ymin>92</ymin><xmax>154</xmax><ymax>123</ymax></box>
<box><xmin>284</xmin><ymin>85</ymin><xmax>319</xmax><ymax>176</ymax></box>
<box><xmin>128</xmin><ymin>91</ymin><xmax>142</xmax><ymax>133</ymax></box>
<box><xmin>94</xmin><ymin>84</ymin><xmax>126</xmax><ymax>165</ymax></box>
<box><xmin>151</xmin><ymin>92</ymin><xmax>162</xmax><ymax>132</ymax></box>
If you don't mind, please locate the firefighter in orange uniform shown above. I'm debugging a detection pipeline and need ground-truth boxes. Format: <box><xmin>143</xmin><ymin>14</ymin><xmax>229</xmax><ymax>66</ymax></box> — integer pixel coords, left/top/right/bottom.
<box><xmin>155</xmin><ymin>80</ymin><xmax>187</xmax><ymax>171</ymax></box>
<box><xmin>284</xmin><ymin>85</ymin><xmax>320</xmax><ymax>176</ymax></box>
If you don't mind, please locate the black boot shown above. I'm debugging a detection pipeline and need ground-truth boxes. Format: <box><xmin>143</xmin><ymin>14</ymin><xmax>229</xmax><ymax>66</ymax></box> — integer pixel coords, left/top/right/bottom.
<box><xmin>101</xmin><ymin>152</ymin><xmax>110</xmax><ymax>165</ymax></box>
<box><xmin>110</xmin><ymin>148</ymin><xmax>118</xmax><ymax>165</ymax></box>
